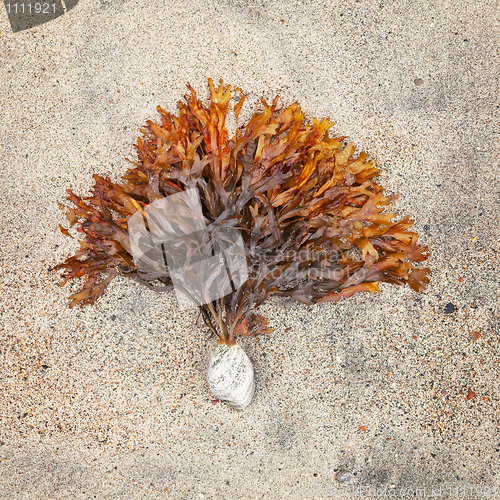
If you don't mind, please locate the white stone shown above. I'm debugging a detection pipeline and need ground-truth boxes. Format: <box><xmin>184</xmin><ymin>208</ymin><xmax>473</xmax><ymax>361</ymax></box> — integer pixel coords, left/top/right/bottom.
<box><xmin>207</xmin><ymin>339</ymin><xmax>255</xmax><ymax>409</ymax></box>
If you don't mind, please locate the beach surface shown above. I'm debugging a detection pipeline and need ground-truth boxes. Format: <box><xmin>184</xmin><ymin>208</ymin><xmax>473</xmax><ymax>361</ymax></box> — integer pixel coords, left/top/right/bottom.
<box><xmin>0</xmin><ymin>0</ymin><xmax>499</xmax><ymax>498</ymax></box>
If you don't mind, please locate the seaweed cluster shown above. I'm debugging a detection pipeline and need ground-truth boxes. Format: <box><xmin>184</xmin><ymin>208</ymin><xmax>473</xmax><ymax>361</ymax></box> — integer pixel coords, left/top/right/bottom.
<box><xmin>53</xmin><ymin>79</ymin><xmax>430</xmax><ymax>345</ymax></box>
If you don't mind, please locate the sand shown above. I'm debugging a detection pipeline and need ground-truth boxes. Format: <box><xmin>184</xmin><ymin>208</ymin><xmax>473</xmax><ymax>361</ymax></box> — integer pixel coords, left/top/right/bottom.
<box><xmin>0</xmin><ymin>0</ymin><xmax>499</xmax><ymax>498</ymax></box>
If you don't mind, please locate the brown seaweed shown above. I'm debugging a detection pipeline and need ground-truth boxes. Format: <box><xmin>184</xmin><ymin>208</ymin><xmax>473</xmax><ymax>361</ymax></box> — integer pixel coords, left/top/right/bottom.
<box><xmin>52</xmin><ymin>79</ymin><xmax>430</xmax><ymax>345</ymax></box>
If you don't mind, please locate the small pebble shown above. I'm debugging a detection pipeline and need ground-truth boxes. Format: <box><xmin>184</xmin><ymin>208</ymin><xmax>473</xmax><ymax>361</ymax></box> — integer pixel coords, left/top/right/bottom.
<box><xmin>444</xmin><ymin>303</ymin><xmax>457</xmax><ymax>314</ymax></box>
<box><xmin>336</xmin><ymin>470</ymin><xmax>353</xmax><ymax>484</ymax></box>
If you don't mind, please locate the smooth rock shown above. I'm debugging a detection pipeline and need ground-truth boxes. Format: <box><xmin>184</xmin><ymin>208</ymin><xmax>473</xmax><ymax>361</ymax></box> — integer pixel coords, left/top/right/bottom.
<box><xmin>336</xmin><ymin>470</ymin><xmax>354</xmax><ymax>484</ymax></box>
<box><xmin>207</xmin><ymin>339</ymin><xmax>255</xmax><ymax>409</ymax></box>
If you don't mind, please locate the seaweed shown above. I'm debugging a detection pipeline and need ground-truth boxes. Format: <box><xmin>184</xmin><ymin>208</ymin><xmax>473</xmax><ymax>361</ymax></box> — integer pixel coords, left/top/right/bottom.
<box><xmin>52</xmin><ymin>79</ymin><xmax>430</xmax><ymax>345</ymax></box>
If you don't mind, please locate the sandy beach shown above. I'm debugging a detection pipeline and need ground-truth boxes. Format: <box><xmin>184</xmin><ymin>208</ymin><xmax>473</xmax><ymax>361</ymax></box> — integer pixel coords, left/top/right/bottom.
<box><xmin>1</xmin><ymin>0</ymin><xmax>499</xmax><ymax>498</ymax></box>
